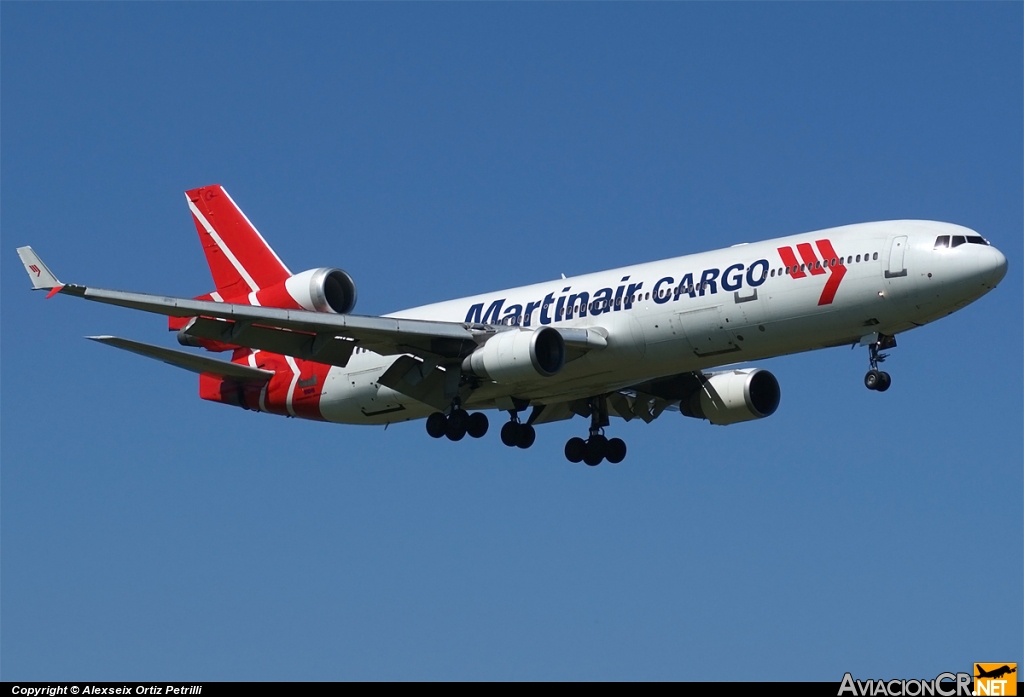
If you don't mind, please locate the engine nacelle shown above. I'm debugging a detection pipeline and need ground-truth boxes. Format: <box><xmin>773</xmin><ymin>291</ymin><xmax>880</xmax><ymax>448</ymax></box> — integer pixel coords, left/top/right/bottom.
<box><xmin>462</xmin><ymin>327</ymin><xmax>565</xmax><ymax>383</ymax></box>
<box><xmin>680</xmin><ymin>368</ymin><xmax>781</xmax><ymax>425</ymax></box>
<box><xmin>272</xmin><ymin>267</ymin><xmax>357</xmax><ymax>314</ymax></box>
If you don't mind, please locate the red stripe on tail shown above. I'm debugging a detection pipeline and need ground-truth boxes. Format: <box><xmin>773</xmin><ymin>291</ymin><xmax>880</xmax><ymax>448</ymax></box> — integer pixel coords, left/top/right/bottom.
<box><xmin>186</xmin><ymin>185</ymin><xmax>292</xmax><ymax>299</ymax></box>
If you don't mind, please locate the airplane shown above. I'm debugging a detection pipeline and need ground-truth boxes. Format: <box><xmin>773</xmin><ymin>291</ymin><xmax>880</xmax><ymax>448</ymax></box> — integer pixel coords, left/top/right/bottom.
<box><xmin>17</xmin><ymin>185</ymin><xmax>1007</xmax><ymax>466</ymax></box>
<box><xmin>976</xmin><ymin>665</ymin><xmax>1017</xmax><ymax>680</ymax></box>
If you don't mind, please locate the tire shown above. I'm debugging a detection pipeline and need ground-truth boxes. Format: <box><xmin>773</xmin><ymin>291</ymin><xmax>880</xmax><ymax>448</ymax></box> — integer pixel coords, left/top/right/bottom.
<box><xmin>467</xmin><ymin>412</ymin><xmax>489</xmax><ymax>439</ymax></box>
<box><xmin>605</xmin><ymin>438</ymin><xmax>627</xmax><ymax>464</ymax></box>
<box><xmin>564</xmin><ymin>437</ymin><xmax>586</xmax><ymax>463</ymax></box>
<box><xmin>583</xmin><ymin>436</ymin><xmax>605</xmax><ymax>466</ymax></box>
<box><xmin>876</xmin><ymin>371</ymin><xmax>891</xmax><ymax>392</ymax></box>
<box><xmin>446</xmin><ymin>409</ymin><xmax>468</xmax><ymax>441</ymax></box>
<box><xmin>864</xmin><ymin>369</ymin><xmax>880</xmax><ymax>390</ymax></box>
<box><xmin>517</xmin><ymin>424</ymin><xmax>536</xmax><ymax>449</ymax></box>
<box><xmin>500</xmin><ymin>421</ymin><xmax>520</xmax><ymax>447</ymax></box>
<box><xmin>426</xmin><ymin>412</ymin><xmax>447</xmax><ymax>439</ymax></box>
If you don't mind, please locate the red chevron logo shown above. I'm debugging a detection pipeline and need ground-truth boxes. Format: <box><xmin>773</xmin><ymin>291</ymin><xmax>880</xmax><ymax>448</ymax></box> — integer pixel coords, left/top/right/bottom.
<box><xmin>777</xmin><ymin>239</ymin><xmax>847</xmax><ymax>306</ymax></box>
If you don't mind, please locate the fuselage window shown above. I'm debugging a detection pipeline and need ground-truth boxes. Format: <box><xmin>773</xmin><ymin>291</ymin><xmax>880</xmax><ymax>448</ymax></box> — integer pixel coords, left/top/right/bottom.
<box><xmin>847</xmin><ymin>256</ymin><xmax>852</xmax><ymax>264</ymax></box>
<box><xmin>856</xmin><ymin>255</ymin><xmax>861</xmax><ymax>262</ymax></box>
<box><xmin>872</xmin><ymin>252</ymin><xmax>878</xmax><ymax>260</ymax></box>
<box><xmin>785</xmin><ymin>266</ymin><xmax>790</xmax><ymax>274</ymax></box>
<box><xmin>951</xmin><ymin>236</ymin><xmax>966</xmax><ymax>248</ymax></box>
<box><xmin>966</xmin><ymin>236</ymin><xmax>989</xmax><ymax>245</ymax></box>
<box><xmin>770</xmin><ymin>269</ymin><xmax>775</xmax><ymax>277</ymax></box>
<box><xmin>934</xmin><ymin>235</ymin><xmax>950</xmax><ymax>249</ymax></box>
<box><xmin>800</xmin><ymin>264</ymin><xmax>806</xmax><ymax>272</ymax></box>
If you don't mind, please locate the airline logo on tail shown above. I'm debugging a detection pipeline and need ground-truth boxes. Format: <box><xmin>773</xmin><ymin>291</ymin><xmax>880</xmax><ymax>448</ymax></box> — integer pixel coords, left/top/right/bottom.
<box><xmin>777</xmin><ymin>239</ymin><xmax>847</xmax><ymax>306</ymax></box>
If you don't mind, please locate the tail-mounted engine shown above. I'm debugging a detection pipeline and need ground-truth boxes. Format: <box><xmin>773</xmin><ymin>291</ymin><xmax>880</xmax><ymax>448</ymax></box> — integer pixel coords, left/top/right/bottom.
<box><xmin>266</xmin><ymin>267</ymin><xmax>357</xmax><ymax>314</ymax></box>
<box><xmin>680</xmin><ymin>368</ymin><xmax>781</xmax><ymax>425</ymax></box>
<box><xmin>462</xmin><ymin>327</ymin><xmax>565</xmax><ymax>383</ymax></box>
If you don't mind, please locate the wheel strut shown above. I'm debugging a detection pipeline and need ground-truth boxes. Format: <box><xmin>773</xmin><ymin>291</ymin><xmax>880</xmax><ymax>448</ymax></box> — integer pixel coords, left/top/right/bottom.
<box><xmin>565</xmin><ymin>396</ymin><xmax>626</xmax><ymax>465</ymax></box>
<box><xmin>864</xmin><ymin>334</ymin><xmax>895</xmax><ymax>392</ymax></box>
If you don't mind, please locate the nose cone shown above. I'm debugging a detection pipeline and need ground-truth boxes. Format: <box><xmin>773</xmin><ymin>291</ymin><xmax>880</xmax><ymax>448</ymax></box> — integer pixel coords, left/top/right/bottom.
<box><xmin>983</xmin><ymin>246</ymin><xmax>1008</xmax><ymax>287</ymax></box>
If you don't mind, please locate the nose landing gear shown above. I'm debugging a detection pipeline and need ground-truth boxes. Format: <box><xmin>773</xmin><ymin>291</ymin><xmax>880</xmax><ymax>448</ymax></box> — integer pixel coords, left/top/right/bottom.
<box><xmin>862</xmin><ymin>333</ymin><xmax>895</xmax><ymax>392</ymax></box>
<box><xmin>564</xmin><ymin>396</ymin><xmax>627</xmax><ymax>466</ymax></box>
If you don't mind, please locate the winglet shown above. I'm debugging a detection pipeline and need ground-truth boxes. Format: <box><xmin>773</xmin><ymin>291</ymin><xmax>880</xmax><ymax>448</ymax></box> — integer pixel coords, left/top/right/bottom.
<box><xmin>16</xmin><ymin>246</ymin><xmax>63</xmax><ymax>292</ymax></box>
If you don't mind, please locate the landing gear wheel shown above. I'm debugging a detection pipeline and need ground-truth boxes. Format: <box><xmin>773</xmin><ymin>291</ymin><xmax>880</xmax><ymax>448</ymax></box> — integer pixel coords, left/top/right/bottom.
<box><xmin>446</xmin><ymin>409</ymin><xmax>468</xmax><ymax>441</ymax></box>
<box><xmin>426</xmin><ymin>412</ymin><xmax>447</xmax><ymax>439</ymax></box>
<box><xmin>583</xmin><ymin>435</ymin><xmax>606</xmax><ymax>466</ymax></box>
<box><xmin>500</xmin><ymin>421</ymin><xmax>520</xmax><ymax>447</ymax></box>
<box><xmin>875</xmin><ymin>371</ymin><xmax>891</xmax><ymax>392</ymax></box>
<box><xmin>516</xmin><ymin>424</ymin><xmax>536</xmax><ymax>449</ymax></box>
<box><xmin>864</xmin><ymin>369</ymin><xmax>881</xmax><ymax>391</ymax></box>
<box><xmin>467</xmin><ymin>412</ymin><xmax>489</xmax><ymax>439</ymax></box>
<box><xmin>564</xmin><ymin>437</ymin><xmax>586</xmax><ymax>463</ymax></box>
<box><xmin>605</xmin><ymin>438</ymin><xmax>627</xmax><ymax>464</ymax></box>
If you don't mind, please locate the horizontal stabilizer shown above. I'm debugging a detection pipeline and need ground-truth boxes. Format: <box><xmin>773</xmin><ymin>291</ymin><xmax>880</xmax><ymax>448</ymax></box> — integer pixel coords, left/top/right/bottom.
<box><xmin>16</xmin><ymin>246</ymin><xmax>62</xmax><ymax>290</ymax></box>
<box><xmin>87</xmin><ymin>335</ymin><xmax>274</xmax><ymax>382</ymax></box>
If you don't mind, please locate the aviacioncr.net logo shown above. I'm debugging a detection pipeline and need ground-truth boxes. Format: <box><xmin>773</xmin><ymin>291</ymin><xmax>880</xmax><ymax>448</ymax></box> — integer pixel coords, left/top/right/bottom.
<box><xmin>838</xmin><ymin>672</ymin><xmax>973</xmax><ymax>697</ymax></box>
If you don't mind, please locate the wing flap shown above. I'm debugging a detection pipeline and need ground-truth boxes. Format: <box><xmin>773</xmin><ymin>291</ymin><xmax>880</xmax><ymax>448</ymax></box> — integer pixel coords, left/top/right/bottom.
<box><xmin>184</xmin><ymin>317</ymin><xmax>357</xmax><ymax>367</ymax></box>
<box><xmin>87</xmin><ymin>335</ymin><xmax>274</xmax><ymax>382</ymax></box>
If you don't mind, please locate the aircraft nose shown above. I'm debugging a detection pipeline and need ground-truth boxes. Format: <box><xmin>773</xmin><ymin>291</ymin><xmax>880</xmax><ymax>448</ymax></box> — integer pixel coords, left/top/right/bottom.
<box><xmin>984</xmin><ymin>245</ymin><xmax>1008</xmax><ymax>286</ymax></box>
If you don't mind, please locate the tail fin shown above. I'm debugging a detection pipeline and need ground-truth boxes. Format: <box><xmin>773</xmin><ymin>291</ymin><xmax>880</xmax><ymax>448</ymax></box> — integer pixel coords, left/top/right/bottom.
<box><xmin>185</xmin><ymin>185</ymin><xmax>292</xmax><ymax>300</ymax></box>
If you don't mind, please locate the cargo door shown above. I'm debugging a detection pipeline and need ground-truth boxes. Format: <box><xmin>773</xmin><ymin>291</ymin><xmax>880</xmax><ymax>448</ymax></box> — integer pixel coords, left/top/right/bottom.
<box><xmin>675</xmin><ymin>306</ymin><xmax>741</xmax><ymax>357</ymax></box>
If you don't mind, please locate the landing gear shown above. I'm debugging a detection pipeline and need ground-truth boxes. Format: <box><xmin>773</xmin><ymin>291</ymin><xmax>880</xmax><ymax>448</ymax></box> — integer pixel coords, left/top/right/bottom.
<box><xmin>426</xmin><ymin>412</ymin><xmax>447</xmax><ymax>438</ymax></box>
<box><xmin>426</xmin><ymin>407</ymin><xmax>489</xmax><ymax>441</ymax></box>
<box><xmin>863</xmin><ymin>334</ymin><xmax>895</xmax><ymax>392</ymax></box>
<box><xmin>864</xmin><ymin>369</ymin><xmax>891</xmax><ymax>392</ymax></box>
<box><xmin>565</xmin><ymin>396</ymin><xmax>627</xmax><ymax>465</ymax></box>
<box><xmin>500</xmin><ymin>418</ymin><xmax>535</xmax><ymax>449</ymax></box>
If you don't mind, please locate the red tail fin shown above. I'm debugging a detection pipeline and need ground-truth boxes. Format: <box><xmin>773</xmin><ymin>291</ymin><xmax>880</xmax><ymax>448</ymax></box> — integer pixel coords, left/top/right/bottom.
<box><xmin>185</xmin><ymin>185</ymin><xmax>292</xmax><ymax>300</ymax></box>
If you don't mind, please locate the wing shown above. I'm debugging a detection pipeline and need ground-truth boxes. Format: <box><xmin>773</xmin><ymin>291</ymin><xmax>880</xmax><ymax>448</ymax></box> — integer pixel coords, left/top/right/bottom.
<box><xmin>87</xmin><ymin>335</ymin><xmax>274</xmax><ymax>382</ymax></box>
<box><xmin>21</xmin><ymin>250</ymin><xmax>605</xmax><ymax>369</ymax></box>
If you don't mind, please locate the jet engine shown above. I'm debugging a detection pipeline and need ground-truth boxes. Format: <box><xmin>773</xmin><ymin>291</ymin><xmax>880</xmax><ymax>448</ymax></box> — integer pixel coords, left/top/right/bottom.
<box><xmin>680</xmin><ymin>368</ymin><xmax>780</xmax><ymax>425</ymax></box>
<box><xmin>462</xmin><ymin>327</ymin><xmax>565</xmax><ymax>383</ymax></box>
<box><xmin>275</xmin><ymin>267</ymin><xmax>357</xmax><ymax>314</ymax></box>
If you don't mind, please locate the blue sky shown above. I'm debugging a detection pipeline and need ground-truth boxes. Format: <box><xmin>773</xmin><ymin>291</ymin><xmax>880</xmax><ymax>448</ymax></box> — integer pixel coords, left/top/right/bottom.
<box><xmin>2</xmin><ymin>3</ymin><xmax>1020</xmax><ymax>681</ymax></box>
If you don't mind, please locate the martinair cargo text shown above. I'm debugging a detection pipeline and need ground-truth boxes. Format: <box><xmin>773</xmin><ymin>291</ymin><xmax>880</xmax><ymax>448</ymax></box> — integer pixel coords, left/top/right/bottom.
<box><xmin>18</xmin><ymin>185</ymin><xmax>1007</xmax><ymax>465</ymax></box>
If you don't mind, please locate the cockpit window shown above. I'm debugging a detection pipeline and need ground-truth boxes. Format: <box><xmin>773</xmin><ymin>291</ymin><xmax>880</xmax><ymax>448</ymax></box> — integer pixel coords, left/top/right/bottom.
<box><xmin>966</xmin><ymin>236</ymin><xmax>990</xmax><ymax>245</ymax></box>
<box><xmin>951</xmin><ymin>235</ymin><xmax>967</xmax><ymax>247</ymax></box>
<box><xmin>934</xmin><ymin>235</ymin><xmax>950</xmax><ymax>249</ymax></box>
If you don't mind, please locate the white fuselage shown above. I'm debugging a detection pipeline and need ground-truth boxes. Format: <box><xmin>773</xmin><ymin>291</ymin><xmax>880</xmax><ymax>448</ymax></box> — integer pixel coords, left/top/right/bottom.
<box><xmin>317</xmin><ymin>220</ymin><xmax>1006</xmax><ymax>424</ymax></box>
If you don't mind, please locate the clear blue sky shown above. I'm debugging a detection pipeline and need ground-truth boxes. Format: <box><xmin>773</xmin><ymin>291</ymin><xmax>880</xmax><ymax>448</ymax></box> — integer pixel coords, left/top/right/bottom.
<box><xmin>2</xmin><ymin>3</ymin><xmax>1020</xmax><ymax>681</ymax></box>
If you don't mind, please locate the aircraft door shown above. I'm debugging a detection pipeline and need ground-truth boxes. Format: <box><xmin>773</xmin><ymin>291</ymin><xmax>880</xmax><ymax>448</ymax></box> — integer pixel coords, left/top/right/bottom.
<box><xmin>675</xmin><ymin>305</ymin><xmax>741</xmax><ymax>357</ymax></box>
<box><xmin>886</xmin><ymin>236</ymin><xmax>908</xmax><ymax>278</ymax></box>
<box><xmin>884</xmin><ymin>235</ymin><xmax>911</xmax><ymax>307</ymax></box>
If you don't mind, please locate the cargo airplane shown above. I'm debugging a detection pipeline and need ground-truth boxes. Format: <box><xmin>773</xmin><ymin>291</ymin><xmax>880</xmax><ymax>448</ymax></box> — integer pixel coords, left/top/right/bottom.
<box><xmin>17</xmin><ymin>185</ymin><xmax>1007</xmax><ymax>465</ymax></box>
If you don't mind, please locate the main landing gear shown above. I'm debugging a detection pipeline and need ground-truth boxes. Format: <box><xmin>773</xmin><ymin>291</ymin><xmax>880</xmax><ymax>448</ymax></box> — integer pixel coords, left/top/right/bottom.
<box><xmin>500</xmin><ymin>412</ymin><xmax>536</xmax><ymax>449</ymax></box>
<box><xmin>426</xmin><ymin>405</ymin><xmax>489</xmax><ymax>441</ymax></box>
<box><xmin>564</xmin><ymin>397</ymin><xmax>626</xmax><ymax>466</ymax></box>
<box><xmin>863</xmin><ymin>334</ymin><xmax>895</xmax><ymax>392</ymax></box>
